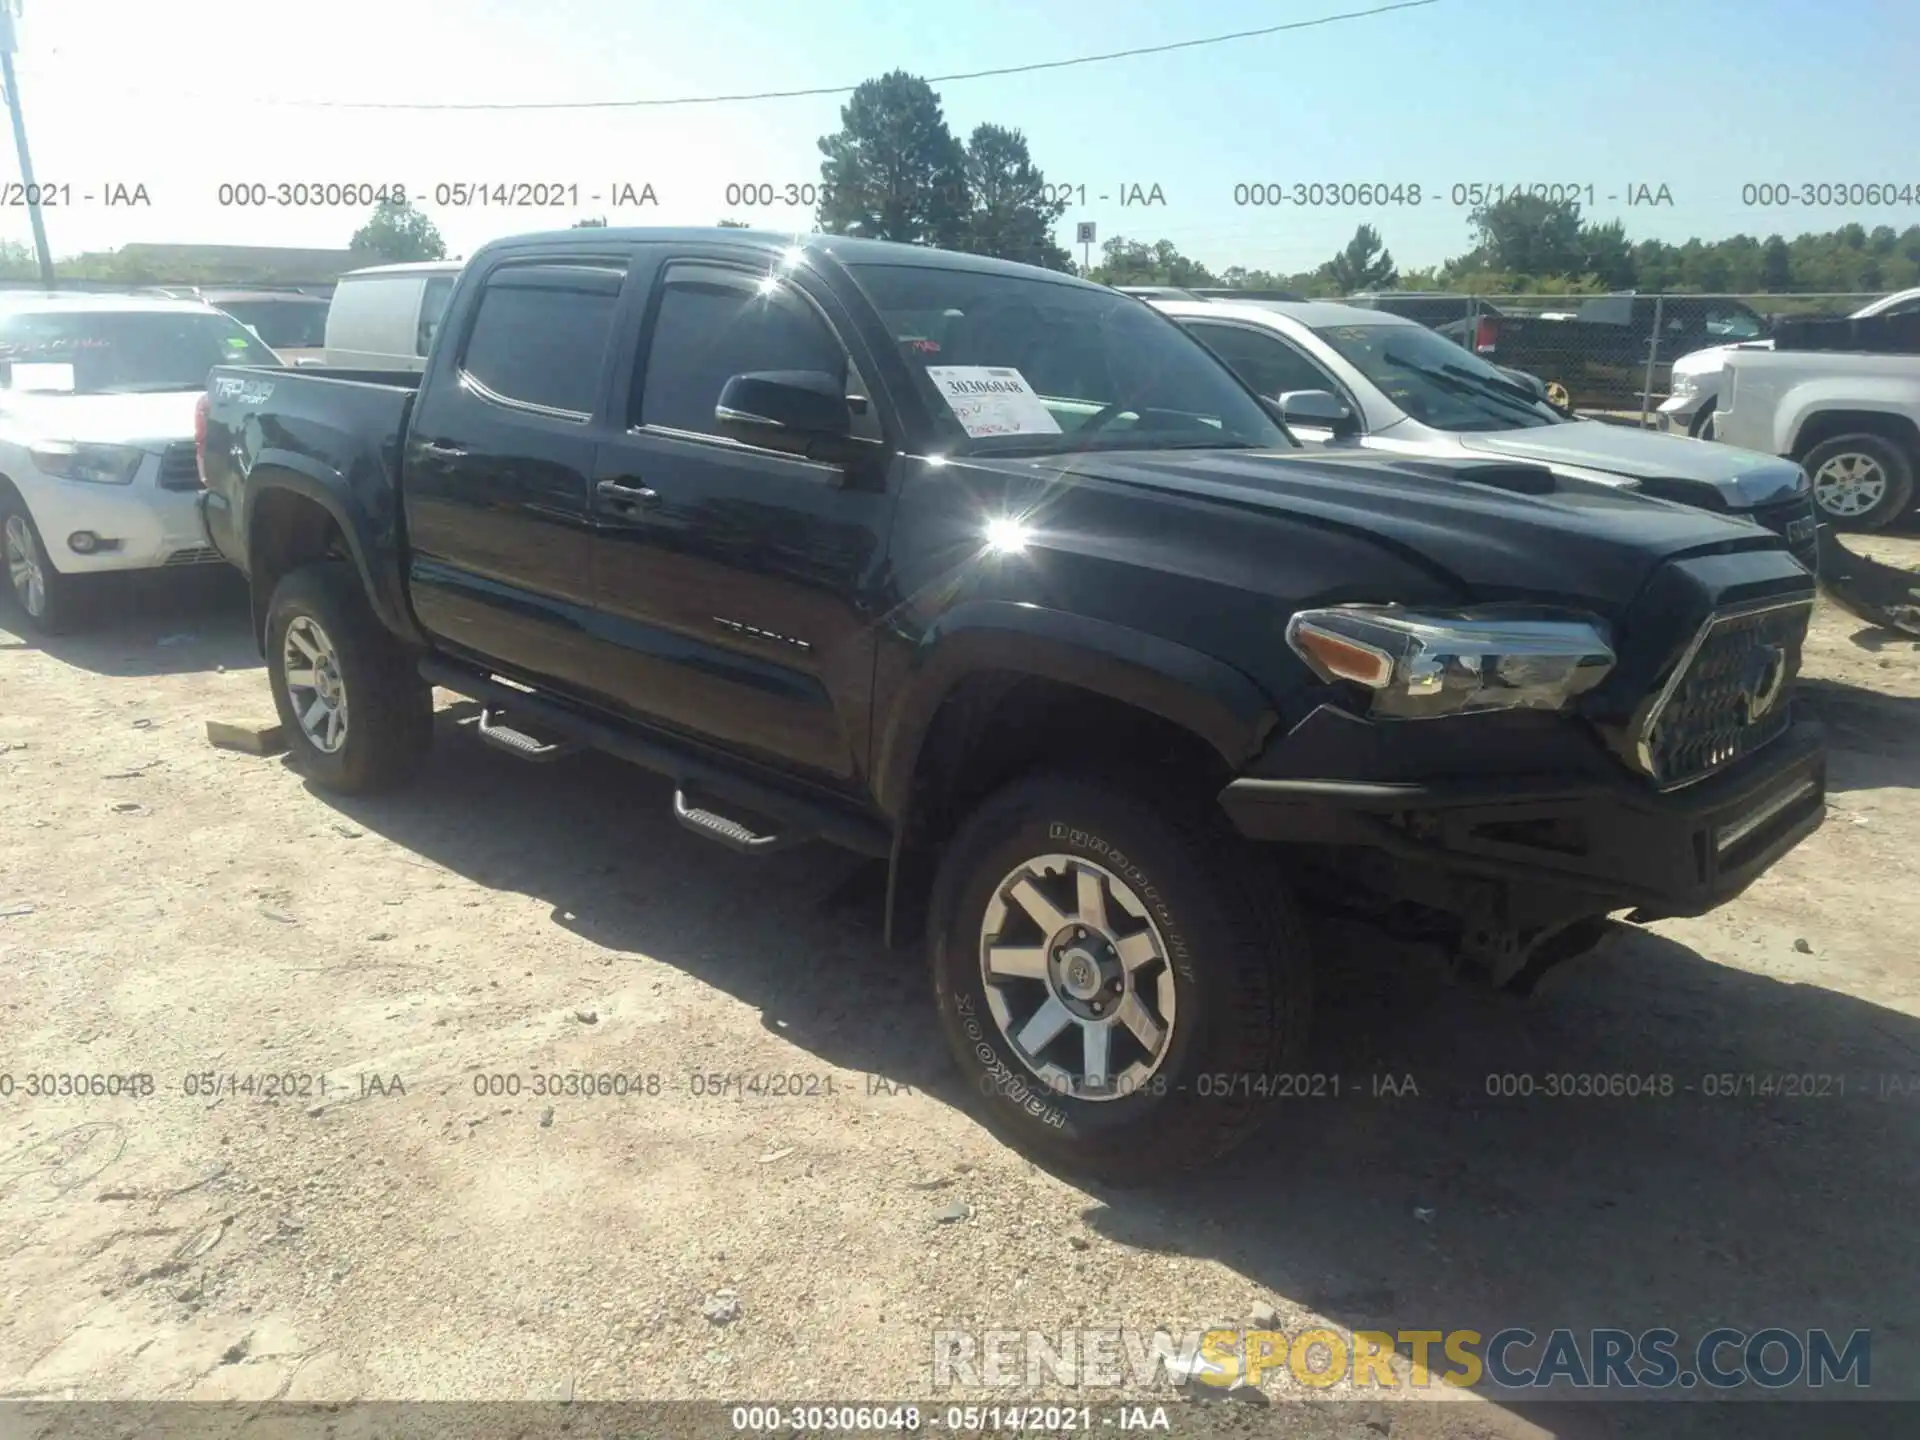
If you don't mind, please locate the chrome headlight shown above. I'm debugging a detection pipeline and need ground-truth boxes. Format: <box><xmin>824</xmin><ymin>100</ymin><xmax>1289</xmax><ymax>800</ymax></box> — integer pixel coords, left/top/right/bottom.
<box><xmin>1286</xmin><ymin>606</ymin><xmax>1616</xmax><ymax>719</ymax></box>
<box><xmin>28</xmin><ymin>442</ymin><xmax>145</xmax><ymax>485</ymax></box>
<box><xmin>1666</xmin><ymin>372</ymin><xmax>1699</xmax><ymax>402</ymax></box>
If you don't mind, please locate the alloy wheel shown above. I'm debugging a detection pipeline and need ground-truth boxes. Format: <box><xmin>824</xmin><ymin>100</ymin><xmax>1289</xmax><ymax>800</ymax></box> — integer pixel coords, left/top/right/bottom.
<box><xmin>283</xmin><ymin>615</ymin><xmax>350</xmax><ymax>753</ymax></box>
<box><xmin>4</xmin><ymin>515</ymin><xmax>46</xmax><ymax>618</ymax></box>
<box><xmin>977</xmin><ymin>853</ymin><xmax>1177</xmax><ymax>1101</ymax></box>
<box><xmin>1812</xmin><ymin>451</ymin><xmax>1890</xmax><ymax>518</ymax></box>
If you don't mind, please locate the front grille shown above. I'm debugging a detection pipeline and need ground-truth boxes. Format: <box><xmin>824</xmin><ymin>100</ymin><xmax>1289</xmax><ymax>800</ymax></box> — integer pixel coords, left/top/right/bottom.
<box><xmin>163</xmin><ymin>546</ymin><xmax>221</xmax><ymax>567</ymax></box>
<box><xmin>157</xmin><ymin>442</ymin><xmax>201</xmax><ymax>491</ymax></box>
<box><xmin>1637</xmin><ymin>597</ymin><xmax>1813</xmax><ymax>789</ymax></box>
<box><xmin>1752</xmin><ymin>494</ymin><xmax>1820</xmax><ymax>575</ymax></box>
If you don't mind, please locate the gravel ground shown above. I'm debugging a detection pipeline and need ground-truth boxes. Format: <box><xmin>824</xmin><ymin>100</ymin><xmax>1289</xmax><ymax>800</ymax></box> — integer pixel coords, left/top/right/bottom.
<box><xmin>2</xmin><ymin>545</ymin><xmax>1918</xmax><ymax>1438</ymax></box>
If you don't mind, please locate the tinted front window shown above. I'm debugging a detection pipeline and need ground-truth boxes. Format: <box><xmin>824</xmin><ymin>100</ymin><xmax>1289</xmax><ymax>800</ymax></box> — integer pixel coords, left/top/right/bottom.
<box><xmin>217</xmin><ymin>300</ymin><xmax>330</xmax><ymax>349</ymax></box>
<box><xmin>846</xmin><ymin>263</ymin><xmax>1291</xmax><ymax>453</ymax></box>
<box><xmin>638</xmin><ymin>270</ymin><xmax>847</xmax><ymax>436</ymax></box>
<box><xmin>1183</xmin><ymin>321</ymin><xmax>1338</xmax><ymax>399</ymax></box>
<box><xmin>1312</xmin><ymin>321</ymin><xmax>1562</xmax><ymax>431</ymax></box>
<box><xmin>460</xmin><ymin>268</ymin><xmax>621</xmax><ymax>416</ymax></box>
<box><xmin>0</xmin><ymin>309</ymin><xmax>280</xmax><ymax>393</ymax></box>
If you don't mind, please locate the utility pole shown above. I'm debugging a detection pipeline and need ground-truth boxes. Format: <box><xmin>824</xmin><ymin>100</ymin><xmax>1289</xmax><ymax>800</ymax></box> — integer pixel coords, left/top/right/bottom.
<box><xmin>0</xmin><ymin>1</ymin><xmax>54</xmax><ymax>288</ymax></box>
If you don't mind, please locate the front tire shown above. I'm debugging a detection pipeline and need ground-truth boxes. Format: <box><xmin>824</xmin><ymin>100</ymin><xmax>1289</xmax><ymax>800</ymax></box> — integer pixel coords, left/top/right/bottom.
<box><xmin>1689</xmin><ymin>403</ymin><xmax>1717</xmax><ymax>440</ymax></box>
<box><xmin>1802</xmin><ymin>433</ymin><xmax>1914</xmax><ymax>532</ymax></box>
<box><xmin>2</xmin><ymin>498</ymin><xmax>82</xmax><ymax>635</ymax></box>
<box><xmin>265</xmin><ymin>562</ymin><xmax>432</xmax><ymax>794</ymax></box>
<box><xmin>928</xmin><ymin>773</ymin><xmax>1311</xmax><ymax>1183</ymax></box>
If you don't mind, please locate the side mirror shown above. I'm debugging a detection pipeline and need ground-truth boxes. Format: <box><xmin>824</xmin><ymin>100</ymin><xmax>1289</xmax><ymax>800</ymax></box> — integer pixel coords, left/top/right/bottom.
<box><xmin>716</xmin><ymin>370</ymin><xmax>866</xmax><ymax>464</ymax></box>
<box><xmin>1278</xmin><ymin>388</ymin><xmax>1359</xmax><ymax>438</ymax></box>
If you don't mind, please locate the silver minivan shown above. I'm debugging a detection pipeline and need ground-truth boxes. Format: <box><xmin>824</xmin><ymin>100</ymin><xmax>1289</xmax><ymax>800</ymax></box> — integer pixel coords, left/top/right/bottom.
<box><xmin>323</xmin><ymin>260</ymin><xmax>462</xmax><ymax>371</ymax></box>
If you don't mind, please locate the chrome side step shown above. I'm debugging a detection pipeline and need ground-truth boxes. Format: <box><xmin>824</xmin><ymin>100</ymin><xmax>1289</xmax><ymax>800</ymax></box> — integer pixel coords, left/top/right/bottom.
<box><xmin>475</xmin><ymin>707</ymin><xmax>577</xmax><ymax>762</ymax></box>
<box><xmin>673</xmin><ymin>788</ymin><xmax>794</xmax><ymax>854</ymax></box>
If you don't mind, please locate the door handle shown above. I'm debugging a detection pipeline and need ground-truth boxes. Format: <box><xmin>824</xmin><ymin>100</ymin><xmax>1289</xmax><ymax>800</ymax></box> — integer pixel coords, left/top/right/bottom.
<box><xmin>420</xmin><ymin>440</ymin><xmax>466</xmax><ymax>458</ymax></box>
<box><xmin>596</xmin><ymin>478</ymin><xmax>659</xmax><ymax>507</ymax></box>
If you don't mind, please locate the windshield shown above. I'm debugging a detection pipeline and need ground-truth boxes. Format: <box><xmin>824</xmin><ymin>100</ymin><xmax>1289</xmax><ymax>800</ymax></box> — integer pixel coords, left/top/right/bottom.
<box><xmin>1311</xmin><ymin>321</ymin><xmax>1564</xmax><ymax>432</ymax></box>
<box><xmin>845</xmin><ymin>263</ymin><xmax>1293</xmax><ymax>454</ymax></box>
<box><xmin>216</xmin><ymin>299</ymin><xmax>330</xmax><ymax>350</ymax></box>
<box><xmin>0</xmin><ymin>309</ymin><xmax>282</xmax><ymax>394</ymax></box>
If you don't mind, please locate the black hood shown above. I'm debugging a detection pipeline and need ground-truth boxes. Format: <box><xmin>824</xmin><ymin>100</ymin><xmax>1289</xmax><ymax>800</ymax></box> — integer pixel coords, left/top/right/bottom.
<box><xmin>959</xmin><ymin>447</ymin><xmax>1789</xmax><ymax>614</ymax></box>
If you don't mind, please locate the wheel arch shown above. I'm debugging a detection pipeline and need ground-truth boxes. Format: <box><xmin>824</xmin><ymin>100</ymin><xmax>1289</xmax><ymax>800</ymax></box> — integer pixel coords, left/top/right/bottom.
<box><xmin>873</xmin><ymin>603</ymin><xmax>1279</xmax><ymax>948</ymax></box>
<box><xmin>244</xmin><ymin>462</ymin><xmax>418</xmax><ymax>654</ymax></box>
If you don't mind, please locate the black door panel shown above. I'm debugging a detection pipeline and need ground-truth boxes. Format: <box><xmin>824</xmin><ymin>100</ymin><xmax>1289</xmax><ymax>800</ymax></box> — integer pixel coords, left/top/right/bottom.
<box><xmin>402</xmin><ymin>258</ymin><xmax>629</xmax><ymax>697</ymax></box>
<box><xmin>589</xmin><ymin>256</ymin><xmax>893</xmax><ymax>784</ymax></box>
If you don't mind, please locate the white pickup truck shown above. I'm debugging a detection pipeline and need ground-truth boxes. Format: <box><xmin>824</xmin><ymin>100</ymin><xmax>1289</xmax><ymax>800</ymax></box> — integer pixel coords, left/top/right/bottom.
<box><xmin>1714</xmin><ymin>348</ymin><xmax>1920</xmax><ymax>531</ymax></box>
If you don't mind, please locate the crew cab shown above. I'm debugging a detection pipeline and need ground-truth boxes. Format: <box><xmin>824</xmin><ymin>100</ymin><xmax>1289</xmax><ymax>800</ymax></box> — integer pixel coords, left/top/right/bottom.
<box><xmin>198</xmin><ymin>229</ymin><xmax>1827</xmax><ymax>1178</ymax></box>
<box><xmin>0</xmin><ymin>292</ymin><xmax>281</xmax><ymax>632</ymax></box>
<box><xmin>1714</xmin><ymin>346</ymin><xmax>1920</xmax><ymax>531</ymax></box>
<box><xmin>1156</xmin><ymin>298</ymin><xmax>1818</xmax><ymax>572</ymax></box>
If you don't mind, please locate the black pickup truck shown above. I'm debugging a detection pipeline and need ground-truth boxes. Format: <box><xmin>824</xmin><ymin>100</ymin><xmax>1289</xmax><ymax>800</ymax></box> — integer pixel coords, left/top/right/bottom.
<box><xmin>197</xmin><ymin>228</ymin><xmax>1827</xmax><ymax>1179</ymax></box>
<box><xmin>1441</xmin><ymin>293</ymin><xmax>1774</xmax><ymax>409</ymax></box>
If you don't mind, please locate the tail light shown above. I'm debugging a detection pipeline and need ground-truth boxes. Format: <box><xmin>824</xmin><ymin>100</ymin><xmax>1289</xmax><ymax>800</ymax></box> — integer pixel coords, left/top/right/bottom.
<box><xmin>194</xmin><ymin>392</ymin><xmax>209</xmax><ymax>483</ymax></box>
<box><xmin>1472</xmin><ymin>316</ymin><xmax>1499</xmax><ymax>354</ymax></box>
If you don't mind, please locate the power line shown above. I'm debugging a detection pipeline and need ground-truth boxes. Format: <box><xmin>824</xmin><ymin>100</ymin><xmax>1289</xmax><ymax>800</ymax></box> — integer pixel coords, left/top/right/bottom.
<box><xmin>232</xmin><ymin>1</ymin><xmax>1439</xmax><ymax>111</ymax></box>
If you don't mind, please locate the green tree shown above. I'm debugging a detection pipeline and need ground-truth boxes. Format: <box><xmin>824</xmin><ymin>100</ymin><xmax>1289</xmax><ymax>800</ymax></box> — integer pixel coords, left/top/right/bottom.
<box><xmin>1086</xmin><ymin>236</ymin><xmax>1219</xmax><ymax>288</ymax></box>
<box><xmin>1464</xmin><ymin>194</ymin><xmax>1586</xmax><ymax>279</ymax></box>
<box><xmin>1578</xmin><ymin>219</ymin><xmax>1636</xmax><ymax>290</ymax></box>
<box><xmin>349</xmin><ymin>198</ymin><xmax>447</xmax><ymax>262</ymax></box>
<box><xmin>955</xmin><ymin>123</ymin><xmax>1069</xmax><ymax>270</ymax></box>
<box><xmin>1760</xmin><ymin>235</ymin><xmax>1792</xmax><ymax>290</ymax></box>
<box><xmin>0</xmin><ymin>239</ymin><xmax>37</xmax><ymax>279</ymax></box>
<box><xmin>1318</xmin><ymin>223</ymin><xmax>1397</xmax><ymax>292</ymax></box>
<box><xmin>816</xmin><ymin>71</ymin><xmax>969</xmax><ymax>247</ymax></box>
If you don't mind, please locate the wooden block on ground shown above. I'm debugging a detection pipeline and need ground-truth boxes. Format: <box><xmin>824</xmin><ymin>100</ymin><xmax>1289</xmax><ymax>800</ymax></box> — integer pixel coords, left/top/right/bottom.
<box><xmin>207</xmin><ymin>718</ymin><xmax>287</xmax><ymax>756</ymax></box>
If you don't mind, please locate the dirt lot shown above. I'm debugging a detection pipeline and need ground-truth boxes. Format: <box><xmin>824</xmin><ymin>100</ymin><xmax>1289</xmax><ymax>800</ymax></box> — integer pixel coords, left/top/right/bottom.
<box><xmin>2</xmin><ymin>545</ymin><xmax>1918</xmax><ymax>1436</ymax></box>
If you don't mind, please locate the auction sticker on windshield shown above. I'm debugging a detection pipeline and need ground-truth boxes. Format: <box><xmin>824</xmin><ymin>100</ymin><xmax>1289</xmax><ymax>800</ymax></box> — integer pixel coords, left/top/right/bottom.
<box><xmin>8</xmin><ymin>362</ymin><xmax>75</xmax><ymax>392</ymax></box>
<box><xmin>925</xmin><ymin>366</ymin><xmax>1062</xmax><ymax>438</ymax></box>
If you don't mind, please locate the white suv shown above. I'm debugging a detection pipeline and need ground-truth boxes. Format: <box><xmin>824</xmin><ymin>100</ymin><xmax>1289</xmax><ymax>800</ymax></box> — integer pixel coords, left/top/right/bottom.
<box><xmin>0</xmin><ymin>292</ymin><xmax>281</xmax><ymax>633</ymax></box>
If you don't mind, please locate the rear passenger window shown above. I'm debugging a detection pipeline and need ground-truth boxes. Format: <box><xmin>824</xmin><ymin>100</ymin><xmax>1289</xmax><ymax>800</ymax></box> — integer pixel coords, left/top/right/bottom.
<box><xmin>636</xmin><ymin>266</ymin><xmax>849</xmax><ymax>437</ymax></box>
<box><xmin>460</xmin><ymin>263</ymin><xmax>625</xmax><ymax>417</ymax></box>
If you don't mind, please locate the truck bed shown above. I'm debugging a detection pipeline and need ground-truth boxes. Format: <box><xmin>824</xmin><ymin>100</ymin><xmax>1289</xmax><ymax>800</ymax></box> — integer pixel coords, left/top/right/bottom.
<box><xmin>200</xmin><ymin>364</ymin><xmax>422</xmax><ymax>596</ymax></box>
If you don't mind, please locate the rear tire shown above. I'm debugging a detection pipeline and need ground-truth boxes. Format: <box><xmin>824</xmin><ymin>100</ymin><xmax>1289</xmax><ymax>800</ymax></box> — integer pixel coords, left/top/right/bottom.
<box><xmin>2</xmin><ymin>498</ymin><xmax>82</xmax><ymax>635</ymax></box>
<box><xmin>1802</xmin><ymin>433</ymin><xmax>1914</xmax><ymax>532</ymax></box>
<box><xmin>928</xmin><ymin>772</ymin><xmax>1312</xmax><ymax>1184</ymax></box>
<box><xmin>265</xmin><ymin>561</ymin><xmax>432</xmax><ymax>793</ymax></box>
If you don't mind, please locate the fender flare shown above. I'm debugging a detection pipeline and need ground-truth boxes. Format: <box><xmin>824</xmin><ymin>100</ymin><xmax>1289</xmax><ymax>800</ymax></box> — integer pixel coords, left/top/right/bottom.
<box><xmin>242</xmin><ymin>452</ymin><xmax>422</xmax><ymax>649</ymax></box>
<box><xmin>871</xmin><ymin>600</ymin><xmax>1278</xmax><ymax>823</ymax></box>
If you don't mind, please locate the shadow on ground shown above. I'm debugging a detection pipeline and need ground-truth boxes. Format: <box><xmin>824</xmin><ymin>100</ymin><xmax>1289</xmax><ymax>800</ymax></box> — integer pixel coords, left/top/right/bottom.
<box><xmin>0</xmin><ymin>566</ymin><xmax>256</xmax><ymax>677</ymax></box>
<box><xmin>1795</xmin><ymin>677</ymin><xmax>1920</xmax><ymax>792</ymax></box>
<box><xmin>313</xmin><ymin>713</ymin><xmax>1917</xmax><ymax>1436</ymax></box>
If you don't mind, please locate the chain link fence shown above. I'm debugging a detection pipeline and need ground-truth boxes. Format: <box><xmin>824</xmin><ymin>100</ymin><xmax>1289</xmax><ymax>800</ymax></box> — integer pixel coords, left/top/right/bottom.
<box><xmin>1329</xmin><ymin>291</ymin><xmax>1901</xmax><ymax>425</ymax></box>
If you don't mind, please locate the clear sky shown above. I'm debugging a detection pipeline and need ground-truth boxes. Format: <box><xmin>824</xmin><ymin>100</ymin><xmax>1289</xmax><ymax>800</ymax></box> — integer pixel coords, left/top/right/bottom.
<box><xmin>7</xmin><ymin>0</ymin><xmax>1918</xmax><ymax>273</ymax></box>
